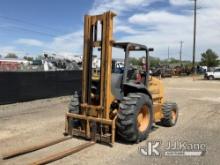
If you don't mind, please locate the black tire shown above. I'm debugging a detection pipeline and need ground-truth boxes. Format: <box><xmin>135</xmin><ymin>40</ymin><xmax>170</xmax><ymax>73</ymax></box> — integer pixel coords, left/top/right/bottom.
<box><xmin>116</xmin><ymin>93</ymin><xmax>153</xmax><ymax>143</ymax></box>
<box><xmin>160</xmin><ymin>102</ymin><xmax>178</xmax><ymax>127</ymax></box>
<box><xmin>68</xmin><ymin>92</ymin><xmax>81</xmax><ymax>128</ymax></box>
<box><xmin>208</xmin><ymin>75</ymin><xmax>214</xmax><ymax>80</ymax></box>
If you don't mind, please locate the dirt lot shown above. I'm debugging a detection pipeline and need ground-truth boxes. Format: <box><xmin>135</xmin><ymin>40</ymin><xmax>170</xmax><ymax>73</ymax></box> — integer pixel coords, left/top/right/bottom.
<box><xmin>0</xmin><ymin>77</ymin><xmax>220</xmax><ymax>165</ymax></box>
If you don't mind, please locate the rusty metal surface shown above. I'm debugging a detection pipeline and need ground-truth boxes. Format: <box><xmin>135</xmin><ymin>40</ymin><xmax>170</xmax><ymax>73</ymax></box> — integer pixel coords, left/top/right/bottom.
<box><xmin>28</xmin><ymin>141</ymin><xmax>95</xmax><ymax>165</ymax></box>
<box><xmin>66</xmin><ymin>112</ymin><xmax>113</xmax><ymax>125</ymax></box>
<box><xmin>66</xmin><ymin>11</ymin><xmax>117</xmax><ymax>146</ymax></box>
<box><xmin>2</xmin><ymin>136</ymin><xmax>72</xmax><ymax>159</ymax></box>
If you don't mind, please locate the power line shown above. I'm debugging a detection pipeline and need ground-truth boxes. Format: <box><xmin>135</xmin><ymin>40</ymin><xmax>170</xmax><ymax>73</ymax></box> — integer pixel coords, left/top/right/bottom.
<box><xmin>0</xmin><ymin>15</ymin><xmax>67</xmax><ymax>34</ymax></box>
<box><xmin>0</xmin><ymin>25</ymin><xmax>57</xmax><ymax>37</ymax></box>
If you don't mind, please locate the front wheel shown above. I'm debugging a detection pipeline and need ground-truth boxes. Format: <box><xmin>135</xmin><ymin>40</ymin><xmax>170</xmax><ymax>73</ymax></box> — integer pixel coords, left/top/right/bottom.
<box><xmin>116</xmin><ymin>93</ymin><xmax>153</xmax><ymax>143</ymax></box>
<box><xmin>208</xmin><ymin>75</ymin><xmax>214</xmax><ymax>80</ymax></box>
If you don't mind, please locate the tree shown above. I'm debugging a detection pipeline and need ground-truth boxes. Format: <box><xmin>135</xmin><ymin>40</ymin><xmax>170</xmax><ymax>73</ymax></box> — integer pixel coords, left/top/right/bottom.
<box><xmin>129</xmin><ymin>56</ymin><xmax>161</xmax><ymax>68</ymax></box>
<box><xmin>200</xmin><ymin>49</ymin><xmax>219</xmax><ymax>67</ymax></box>
<box><xmin>149</xmin><ymin>56</ymin><xmax>160</xmax><ymax>67</ymax></box>
<box><xmin>129</xmin><ymin>57</ymin><xmax>141</xmax><ymax>66</ymax></box>
<box><xmin>23</xmin><ymin>56</ymin><xmax>33</xmax><ymax>61</ymax></box>
<box><xmin>5</xmin><ymin>53</ymin><xmax>18</xmax><ymax>59</ymax></box>
<box><xmin>169</xmin><ymin>58</ymin><xmax>180</xmax><ymax>64</ymax></box>
<box><xmin>35</xmin><ymin>55</ymin><xmax>44</xmax><ymax>60</ymax></box>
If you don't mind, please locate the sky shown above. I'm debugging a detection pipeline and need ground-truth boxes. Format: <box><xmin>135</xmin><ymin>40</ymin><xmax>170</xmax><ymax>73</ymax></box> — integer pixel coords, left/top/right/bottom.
<box><xmin>0</xmin><ymin>0</ymin><xmax>219</xmax><ymax>61</ymax></box>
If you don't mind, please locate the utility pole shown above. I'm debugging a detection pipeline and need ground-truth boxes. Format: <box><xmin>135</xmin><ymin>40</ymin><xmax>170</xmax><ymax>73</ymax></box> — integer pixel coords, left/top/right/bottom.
<box><xmin>167</xmin><ymin>46</ymin><xmax>170</xmax><ymax>66</ymax></box>
<box><xmin>168</xmin><ymin>46</ymin><xmax>170</xmax><ymax>60</ymax></box>
<box><xmin>192</xmin><ymin>0</ymin><xmax>197</xmax><ymax>75</ymax></box>
<box><xmin>179</xmin><ymin>41</ymin><xmax>184</xmax><ymax>66</ymax></box>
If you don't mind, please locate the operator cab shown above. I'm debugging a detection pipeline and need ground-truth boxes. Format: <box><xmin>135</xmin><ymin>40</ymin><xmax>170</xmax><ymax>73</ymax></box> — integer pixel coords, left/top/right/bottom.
<box><xmin>111</xmin><ymin>42</ymin><xmax>154</xmax><ymax>99</ymax></box>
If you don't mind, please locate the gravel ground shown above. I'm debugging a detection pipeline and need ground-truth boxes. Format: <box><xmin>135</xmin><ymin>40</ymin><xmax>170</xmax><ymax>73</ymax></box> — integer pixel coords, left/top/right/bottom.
<box><xmin>0</xmin><ymin>77</ymin><xmax>220</xmax><ymax>165</ymax></box>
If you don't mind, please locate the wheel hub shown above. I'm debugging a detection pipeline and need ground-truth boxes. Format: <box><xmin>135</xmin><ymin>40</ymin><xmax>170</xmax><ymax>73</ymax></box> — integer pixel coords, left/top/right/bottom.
<box><xmin>137</xmin><ymin>105</ymin><xmax>150</xmax><ymax>132</ymax></box>
<box><xmin>171</xmin><ymin>110</ymin><xmax>177</xmax><ymax>123</ymax></box>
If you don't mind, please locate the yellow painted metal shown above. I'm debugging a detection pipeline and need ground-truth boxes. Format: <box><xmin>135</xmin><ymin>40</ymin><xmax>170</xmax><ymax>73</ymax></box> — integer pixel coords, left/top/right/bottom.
<box><xmin>81</xmin><ymin>11</ymin><xmax>116</xmax><ymax>119</ymax></box>
<box><xmin>100</xmin><ymin>11</ymin><xmax>116</xmax><ymax>120</ymax></box>
<box><xmin>149</xmin><ymin>76</ymin><xmax>164</xmax><ymax>104</ymax></box>
<box><xmin>149</xmin><ymin>76</ymin><xmax>165</xmax><ymax>121</ymax></box>
<box><xmin>66</xmin><ymin>11</ymin><xmax>117</xmax><ymax>145</ymax></box>
<box><xmin>66</xmin><ymin>11</ymin><xmax>167</xmax><ymax>145</ymax></box>
<box><xmin>153</xmin><ymin>103</ymin><xmax>163</xmax><ymax>122</ymax></box>
<box><xmin>66</xmin><ymin>113</ymin><xmax>113</xmax><ymax>125</ymax></box>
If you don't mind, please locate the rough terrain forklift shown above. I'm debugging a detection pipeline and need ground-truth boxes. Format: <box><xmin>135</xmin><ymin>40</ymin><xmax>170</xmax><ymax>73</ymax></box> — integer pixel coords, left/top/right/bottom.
<box><xmin>2</xmin><ymin>11</ymin><xmax>179</xmax><ymax>164</ymax></box>
<box><xmin>64</xmin><ymin>11</ymin><xmax>178</xmax><ymax>146</ymax></box>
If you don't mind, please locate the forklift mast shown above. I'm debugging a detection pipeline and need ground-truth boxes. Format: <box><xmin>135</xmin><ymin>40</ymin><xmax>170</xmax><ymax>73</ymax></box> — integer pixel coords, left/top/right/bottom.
<box><xmin>82</xmin><ymin>11</ymin><xmax>116</xmax><ymax>120</ymax></box>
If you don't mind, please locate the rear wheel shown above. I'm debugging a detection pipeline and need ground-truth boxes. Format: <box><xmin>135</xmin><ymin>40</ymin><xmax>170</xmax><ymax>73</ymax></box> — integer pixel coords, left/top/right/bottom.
<box><xmin>116</xmin><ymin>93</ymin><xmax>153</xmax><ymax>143</ymax></box>
<box><xmin>160</xmin><ymin>102</ymin><xmax>178</xmax><ymax>127</ymax></box>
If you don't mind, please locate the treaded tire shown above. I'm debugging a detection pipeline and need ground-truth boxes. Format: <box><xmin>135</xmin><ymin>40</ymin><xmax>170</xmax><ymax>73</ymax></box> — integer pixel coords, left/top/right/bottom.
<box><xmin>208</xmin><ymin>75</ymin><xmax>214</xmax><ymax>80</ymax></box>
<box><xmin>68</xmin><ymin>92</ymin><xmax>81</xmax><ymax>128</ymax></box>
<box><xmin>116</xmin><ymin>93</ymin><xmax>153</xmax><ymax>143</ymax></box>
<box><xmin>160</xmin><ymin>102</ymin><xmax>178</xmax><ymax>127</ymax></box>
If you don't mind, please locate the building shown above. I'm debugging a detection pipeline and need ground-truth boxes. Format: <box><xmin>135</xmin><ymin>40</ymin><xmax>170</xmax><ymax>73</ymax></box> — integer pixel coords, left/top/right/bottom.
<box><xmin>0</xmin><ymin>58</ymin><xmax>29</xmax><ymax>71</ymax></box>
